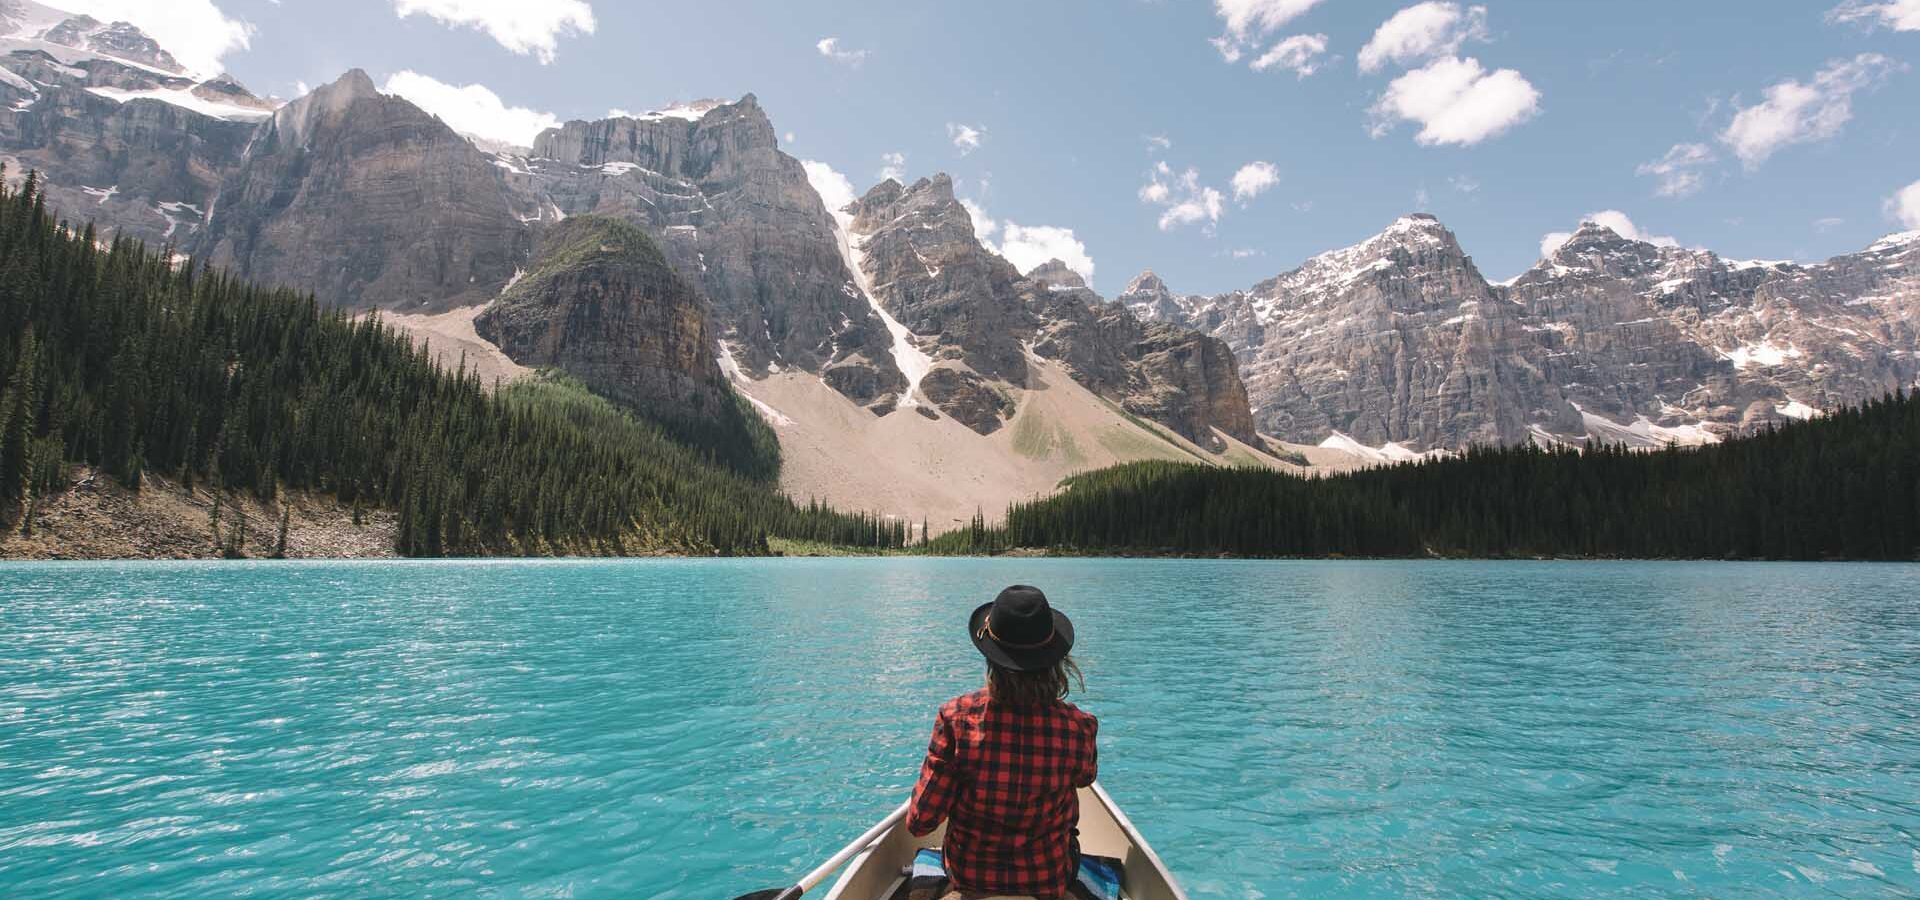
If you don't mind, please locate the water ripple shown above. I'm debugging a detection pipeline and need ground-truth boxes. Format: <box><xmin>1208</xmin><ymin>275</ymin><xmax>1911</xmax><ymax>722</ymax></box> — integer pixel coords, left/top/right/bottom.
<box><xmin>2</xmin><ymin>559</ymin><xmax>1918</xmax><ymax>897</ymax></box>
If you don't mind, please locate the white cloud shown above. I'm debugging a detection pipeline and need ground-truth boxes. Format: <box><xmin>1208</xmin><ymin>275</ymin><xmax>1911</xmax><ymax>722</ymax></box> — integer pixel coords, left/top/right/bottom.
<box><xmin>1231</xmin><ymin>161</ymin><xmax>1281</xmax><ymax>204</ymax></box>
<box><xmin>960</xmin><ymin>198</ymin><xmax>998</xmax><ymax>239</ymax></box>
<box><xmin>1358</xmin><ymin>2</ymin><xmax>1489</xmax><ymax>74</ymax></box>
<box><xmin>878</xmin><ymin>152</ymin><xmax>908</xmax><ymax>183</ymax></box>
<box><xmin>1890</xmin><ymin>179</ymin><xmax>1920</xmax><ymax>229</ymax></box>
<box><xmin>1213</xmin><ymin>0</ymin><xmax>1326</xmax><ymax>61</ymax></box>
<box><xmin>1146</xmin><ymin>134</ymin><xmax>1172</xmax><ymax>153</ymax></box>
<box><xmin>1140</xmin><ymin>161</ymin><xmax>1225</xmax><ymax>232</ymax></box>
<box><xmin>816</xmin><ymin>37</ymin><xmax>868</xmax><ymax>67</ymax></box>
<box><xmin>1229</xmin><ymin>248</ymin><xmax>1266</xmax><ymax>259</ymax></box>
<box><xmin>1814</xmin><ymin>216</ymin><xmax>1846</xmax><ymax>232</ymax></box>
<box><xmin>1414</xmin><ymin>186</ymin><xmax>1432</xmax><ymax>209</ymax></box>
<box><xmin>392</xmin><ymin>0</ymin><xmax>594</xmax><ymax>64</ymax></box>
<box><xmin>1448</xmin><ymin>174</ymin><xmax>1480</xmax><ymax>193</ymax></box>
<box><xmin>1721</xmin><ymin>54</ymin><xmax>1903</xmax><ymax>169</ymax></box>
<box><xmin>381</xmin><ymin>71</ymin><xmax>558</xmax><ymax>148</ymax></box>
<box><xmin>784</xmin><ymin>131</ymin><xmax>796</xmax><ymax>145</ymax></box>
<box><xmin>1000</xmin><ymin>223</ymin><xmax>1096</xmax><ymax>285</ymax></box>
<box><xmin>962</xmin><ymin>198</ymin><xmax>1095</xmax><ymax>285</ymax></box>
<box><xmin>1251</xmin><ymin>34</ymin><xmax>1329</xmax><ymax>78</ymax></box>
<box><xmin>802</xmin><ymin>160</ymin><xmax>857</xmax><ymax>216</ymax></box>
<box><xmin>1636</xmin><ymin>143</ymin><xmax>1717</xmax><ymax>198</ymax></box>
<box><xmin>1215</xmin><ymin>0</ymin><xmax>1327</xmax><ymax>39</ymax></box>
<box><xmin>1830</xmin><ymin>0</ymin><xmax>1920</xmax><ymax>30</ymax></box>
<box><xmin>58</xmin><ymin>0</ymin><xmax>254</xmax><ymax>77</ymax></box>
<box><xmin>1369</xmin><ymin>56</ymin><xmax>1540</xmax><ymax>146</ymax></box>
<box><xmin>947</xmin><ymin>123</ymin><xmax>985</xmax><ymax>156</ymax></box>
<box><xmin>1540</xmin><ymin>210</ymin><xmax>1679</xmax><ymax>259</ymax></box>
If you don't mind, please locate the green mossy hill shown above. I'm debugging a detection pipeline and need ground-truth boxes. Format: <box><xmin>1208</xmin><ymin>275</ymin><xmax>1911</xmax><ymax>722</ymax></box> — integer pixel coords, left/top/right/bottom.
<box><xmin>0</xmin><ymin>173</ymin><xmax>905</xmax><ymax>556</ymax></box>
<box><xmin>931</xmin><ymin>394</ymin><xmax>1920</xmax><ymax>561</ymax></box>
<box><xmin>507</xmin><ymin>215</ymin><xmax>673</xmax><ymax>295</ymax></box>
<box><xmin>477</xmin><ymin>215</ymin><xmax>780</xmax><ymax>482</ymax></box>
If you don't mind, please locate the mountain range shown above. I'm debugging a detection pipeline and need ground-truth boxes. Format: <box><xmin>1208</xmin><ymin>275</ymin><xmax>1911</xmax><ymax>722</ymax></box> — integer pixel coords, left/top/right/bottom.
<box><xmin>1123</xmin><ymin>214</ymin><xmax>1919</xmax><ymax>455</ymax></box>
<box><xmin>1</xmin><ymin>0</ymin><xmax>1915</xmax><ymax>524</ymax></box>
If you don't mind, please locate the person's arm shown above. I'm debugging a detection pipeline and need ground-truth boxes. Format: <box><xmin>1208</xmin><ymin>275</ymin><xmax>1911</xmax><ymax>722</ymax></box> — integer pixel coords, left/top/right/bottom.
<box><xmin>906</xmin><ymin>707</ymin><xmax>959</xmax><ymax>837</ymax></box>
<box><xmin>1074</xmin><ymin>715</ymin><xmax>1099</xmax><ymax>789</ymax></box>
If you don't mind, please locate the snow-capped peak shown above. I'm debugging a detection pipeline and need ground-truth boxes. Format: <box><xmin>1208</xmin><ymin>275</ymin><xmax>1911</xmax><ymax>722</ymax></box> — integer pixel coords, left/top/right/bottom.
<box><xmin>1122</xmin><ymin>269</ymin><xmax>1170</xmax><ymax>297</ymax></box>
<box><xmin>1379</xmin><ymin>213</ymin><xmax>1457</xmax><ymax>249</ymax></box>
<box><xmin>1390</xmin><ymin>212</ymin><xmax>1447</xmax><ymax>231</ymax></box>
<box><xmin>1868</xmin><ymin>230</ymin><xmax>1920</xmax><ymax>253</ymax></box>
<box><xmin>1254</xmin><ymin>214</ymin><xmax>1460</xmax><ymax>302</ymax></box>
<box><xmin>612</xmin><ymin>99</ymin><xmax>728</xmax><ymax>123</ymax></box>
<box><xmin>1</xmin><ymin>0</ymin><xmax>187</xmax><ymax>76</ymax></box>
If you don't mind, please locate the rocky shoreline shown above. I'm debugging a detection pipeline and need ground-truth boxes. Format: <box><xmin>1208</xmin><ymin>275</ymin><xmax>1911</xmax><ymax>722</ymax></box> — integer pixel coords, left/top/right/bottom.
<box><xmin>0</xmin><ymin>468</ymin><xmax>397</xmax><ymax>561</ymax></box>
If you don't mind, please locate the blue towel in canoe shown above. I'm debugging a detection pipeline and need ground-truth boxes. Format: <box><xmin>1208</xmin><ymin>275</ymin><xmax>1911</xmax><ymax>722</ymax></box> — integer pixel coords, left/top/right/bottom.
<box><xmin>908</xmin><ymin>848</ymin><xmax>1123</xmax><ymax>900</ymax></box>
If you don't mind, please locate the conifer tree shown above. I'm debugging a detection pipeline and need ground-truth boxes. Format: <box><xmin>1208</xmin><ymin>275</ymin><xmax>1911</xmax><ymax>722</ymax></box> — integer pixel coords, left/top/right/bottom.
<box><xmin>0</xmin><ymin>172</ymin><xmax>907</xmax><ymax>557</ymax></box>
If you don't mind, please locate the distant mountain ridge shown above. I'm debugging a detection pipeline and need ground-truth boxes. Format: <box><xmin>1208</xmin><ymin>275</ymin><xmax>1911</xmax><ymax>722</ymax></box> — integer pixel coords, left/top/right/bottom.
<box><xmin>1</xmin><ymin>8</ymin><xmax>1913</xmax><ymax>469</ymax></box>
<box><xmin>0</xmin><ymin>31</ymin><xmax>1265</xmax><ymax>460</ymax></box>
<box><xmin>1124</xmin><ymin>215</ymin><xmax>1920</xmax><ymax>452</ymax></box>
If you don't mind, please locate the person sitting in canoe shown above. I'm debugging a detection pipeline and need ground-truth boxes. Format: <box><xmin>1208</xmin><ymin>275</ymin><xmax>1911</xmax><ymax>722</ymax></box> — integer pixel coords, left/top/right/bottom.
<box><xmin>905</xmin><ymin>586</ymin><xmax>1099</xmax><ymax>900</ymax></box>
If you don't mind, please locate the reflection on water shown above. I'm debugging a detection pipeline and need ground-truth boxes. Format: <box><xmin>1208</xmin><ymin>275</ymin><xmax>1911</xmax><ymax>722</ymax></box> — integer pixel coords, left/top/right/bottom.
<box><xmin>2</xmin><ymin>559</ymin><xmax>1918</xmax><ymax>898</ymax></box>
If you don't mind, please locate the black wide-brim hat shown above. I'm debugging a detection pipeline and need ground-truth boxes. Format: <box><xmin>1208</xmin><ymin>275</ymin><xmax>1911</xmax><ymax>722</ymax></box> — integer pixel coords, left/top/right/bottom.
<box><xmin>970</xmin><ymin>585</ymin><xmax>1074</xmax><ymax>672</ymax></box>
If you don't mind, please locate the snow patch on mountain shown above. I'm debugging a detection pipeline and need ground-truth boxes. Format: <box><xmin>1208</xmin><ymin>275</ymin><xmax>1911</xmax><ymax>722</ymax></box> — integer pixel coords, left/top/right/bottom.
<box><xmin>1721</xmin><ymin>340</ymin><xmax>1803</xmax><ymax>371</ymax></box>
<box><xmin>1777</xmin><ymin>399</ymin><xmax>1817</xmax><ymax>421</ymax></box>
<box><xmin>0</xmin><ymin>1</ymin><xmax>189</xmax><ymax>78</ymax></box>
<box><xmin>611</xmin><ymin>99</ymin><xmax>725</xmax><ymax>123</ymax></box>
<box><xmin>87</xmin><ymin>85</ymin><xmax>273</xmax><ymax>121</ymax></box>
<box><xmin>806</xmin><ymin>162</ymin><xmax>933</xmax><ymax>410</ymax></box>
<box><xmin>1574</xmin><ymin>404</ymin><xmax>1721</xmax><ymax>447</ymax></box>
<box><xmin>715</xmin><ymin>339</ymin><xmax>796</xmax><ymax>427</ymax></box>
<box><xmin>1869</xmin><ymin>231</ymin><xmax>1920</xmax><ymax>253</ymax></box>
<box><xmin>1318</xmin><ymin>431</ymin><xmax>1436</xmax><ymax>464</ymax></box>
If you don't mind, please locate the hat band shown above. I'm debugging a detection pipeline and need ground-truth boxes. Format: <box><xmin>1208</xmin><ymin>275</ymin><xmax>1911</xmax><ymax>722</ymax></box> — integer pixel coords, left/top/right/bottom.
<box><xmin>978</xmin><ymin>614</ymin><xmax>1056</xmax><ymax>650</ymax></box>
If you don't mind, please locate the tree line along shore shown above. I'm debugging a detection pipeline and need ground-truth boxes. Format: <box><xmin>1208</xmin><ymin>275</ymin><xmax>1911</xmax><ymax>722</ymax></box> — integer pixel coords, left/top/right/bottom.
<box><xmin>2</xmin><ymin>174</ymin><xmax>1915</xmax><ymax>562</ymax></box>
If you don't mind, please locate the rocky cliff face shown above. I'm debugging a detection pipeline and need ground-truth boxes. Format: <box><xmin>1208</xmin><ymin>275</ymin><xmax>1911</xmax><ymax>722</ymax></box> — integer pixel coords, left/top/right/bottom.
<box><xmin>474</xmin><ymin>215</ymin><xmax>772</xmax><ymax>474</ymax></box>
<box><xmin>0</xmin><ymin>0</ymin><xmax>266</xmax><ymax>248</ymax></box>
<box><xmin>1026</xmin><ymin>262</ymin><xmax>1258</xmax><ymax>448</ymax></box>
<box><xmin>1132</xmin><ymin>216</ymin><xmax>1920</xmax><ymax>451</ymax></box>
<box><xmin>41</xmin><ymin>13</ymin><xmax>179</xmax><ymax>73</ymax></box>
<box><xmin>1132</xmin><ymin>216</ymin><xmax>1580</xmax><ymax>449</ymax></box>
<box><xmin>847</xmin><ymin>175</ymin><xmax>1036</xmax><ymax>384</ymax></box>
<box><xmin>200</xmin><ymin>70</ymin><xmax>529</xmax><ymax>311</ymax></box>
<box><xmin>1510</xmin><ymin>224</ymin><xmax>1920</xmax><ymax>432</ymax></box>
<box><xmin>503</xmin><ymin>97</ymin><xmax>906</xmax><ymax>412</ymax></box>
<box><xmin>831</xmin><ymin>173</ymin><xmax>1261</xmax><ymax>445</ymax></box>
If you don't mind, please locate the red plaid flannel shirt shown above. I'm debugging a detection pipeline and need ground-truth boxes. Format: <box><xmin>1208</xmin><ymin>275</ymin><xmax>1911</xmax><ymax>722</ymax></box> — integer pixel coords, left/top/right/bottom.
<box><xmin>906</xmin><ymin>689</ymin><xmax>1099</xmax><ymax>898</ymax></box>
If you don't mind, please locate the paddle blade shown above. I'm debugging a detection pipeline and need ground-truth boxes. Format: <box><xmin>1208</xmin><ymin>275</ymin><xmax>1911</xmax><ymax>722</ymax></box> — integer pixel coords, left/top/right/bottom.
<box><xmin>732</xmin><ymin>889</ymin><xmax>801</xmax><ymax>900</ymax></box>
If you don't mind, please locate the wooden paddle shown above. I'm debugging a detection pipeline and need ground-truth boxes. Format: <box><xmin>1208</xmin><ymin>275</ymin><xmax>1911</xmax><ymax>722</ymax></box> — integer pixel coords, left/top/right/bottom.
<box><xmin>734</xmin><ymin>800</ymin><xmax>911</xmax><ymax>900</ymax></box>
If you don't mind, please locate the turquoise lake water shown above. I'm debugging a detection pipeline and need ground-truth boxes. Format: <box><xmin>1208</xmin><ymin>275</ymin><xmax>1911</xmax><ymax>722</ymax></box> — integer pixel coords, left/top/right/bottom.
<box><xmin>3</xmin><ymin>559</ymin><xmax>1919</xmax><ymax>898</ymax></box>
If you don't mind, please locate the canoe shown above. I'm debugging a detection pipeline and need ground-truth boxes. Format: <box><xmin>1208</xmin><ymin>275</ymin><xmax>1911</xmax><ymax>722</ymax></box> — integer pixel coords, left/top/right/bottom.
<box><xmin>819</xmin><ymin>781</ymin><xmax>1187</xmax><ymax>900</ymax></box>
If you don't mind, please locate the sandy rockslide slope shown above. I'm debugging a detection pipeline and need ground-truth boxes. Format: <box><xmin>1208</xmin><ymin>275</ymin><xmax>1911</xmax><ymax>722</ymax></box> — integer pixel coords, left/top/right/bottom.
<box><xmin>380</xmin><ymin>307</ymin><xmax>1363</xmax><ymax>539</ymax></box>
<box><xmin>380</xmin><ymin>306</ymin><xmax>531</xmax><ymax>389</ymax></box>
<box><xmin>732</xmin><ymin>353</ymin><xmax>1305</xmax><ymax>536</ymax></box>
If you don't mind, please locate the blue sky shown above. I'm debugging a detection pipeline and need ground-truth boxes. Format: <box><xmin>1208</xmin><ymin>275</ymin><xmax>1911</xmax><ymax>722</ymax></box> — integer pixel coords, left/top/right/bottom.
<box><xmin>98</xmin><ymin>0</ymin><xmax>1920</xmax><ymax>293</ymax></box>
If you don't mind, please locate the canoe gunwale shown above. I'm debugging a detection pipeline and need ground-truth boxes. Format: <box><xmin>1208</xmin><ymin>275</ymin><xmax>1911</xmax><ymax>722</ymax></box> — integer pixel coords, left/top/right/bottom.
<box><xmin>819</xmin><ymin>781</ymin><xmax>1185</xmax><ymax>900</ymax></box>
<box><xmin>1087</xmin><ymin>782</ymin><xmax>1189</xmax><ymax>900</ymax></box>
